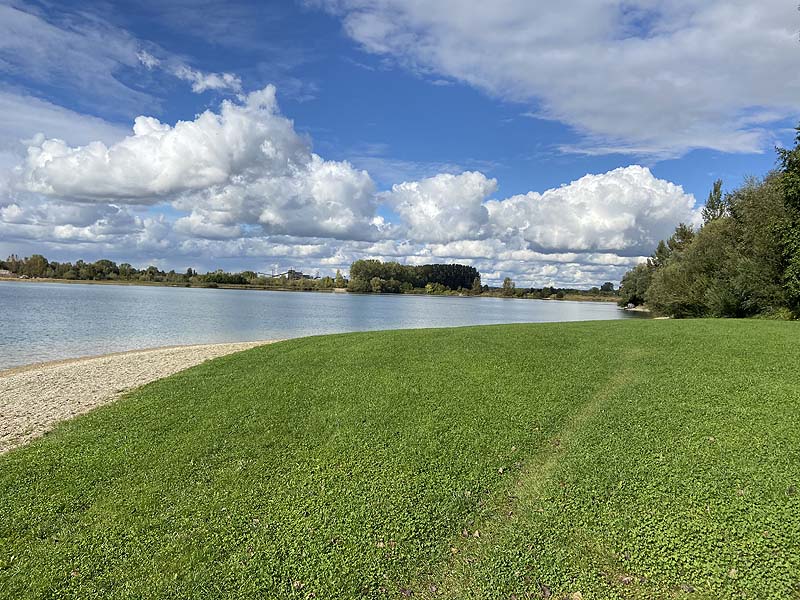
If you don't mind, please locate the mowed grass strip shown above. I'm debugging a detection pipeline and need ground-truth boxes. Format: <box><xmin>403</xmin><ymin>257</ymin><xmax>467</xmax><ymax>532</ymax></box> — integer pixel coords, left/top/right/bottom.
<box><xmin>0</xmin><ymin>320</ymin><xmax>798</xmax><ymax>599</ymax></box>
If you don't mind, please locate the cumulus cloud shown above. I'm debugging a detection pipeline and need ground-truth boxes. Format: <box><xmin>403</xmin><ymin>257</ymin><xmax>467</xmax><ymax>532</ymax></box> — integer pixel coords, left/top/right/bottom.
<box><xmin>315</xmin><ymin>0</ymin><xmax>800</xmax><ymax>156</ymax></box>
<box><xmin>383</xmin><ymin>171</ymin><xmax>495</xmax><ymax>242</ymax></box>
<box><xmin>173</xmin><ymin>154</ymin><xmax>377</xmax><ymax>240</ymax></box>
<box><xmin>486</xmin><ymin>165</ymin><xmax>699</xmax><ymax>255</ymax></box>
<box><xmin>20</xmin><ymin>86</ymin><xmax>301</xmax><ymax>199</ymax></box>
<box><xmin>2</xmin><ymin>81</ymin><xmax>700</xmax><ymax>286</ymax></box>
<box><xmin>16</xmin><ymin>85</ymin><xmax>381</xmax><ymax>240</ymax></box>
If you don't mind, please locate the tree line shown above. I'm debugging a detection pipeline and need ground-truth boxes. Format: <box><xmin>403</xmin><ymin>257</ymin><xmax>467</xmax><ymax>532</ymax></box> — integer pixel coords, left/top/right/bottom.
<box><xmin>0</xmin><ymin>256</ymin><xmax>344</xmax><ymax>290</ymax></box>
<box><xmin>1</xmin><ymin>254</ymin><xmax>619</xmax><ymax>299</ymax></box>
<box><xmin>618</xmin><ymin>126</ymin><xmax>800</xmax><ymax>319</ymax></box>
<box><xmin>346</xmin><ymin>260</ymin><xmax>482</xmax><ymax>293</ymax></box>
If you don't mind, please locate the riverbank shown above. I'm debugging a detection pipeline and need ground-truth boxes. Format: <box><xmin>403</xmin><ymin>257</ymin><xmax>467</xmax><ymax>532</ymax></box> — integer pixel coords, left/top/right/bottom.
<box><xmin>0</xmin><ymin>275</ymin><xmax>334</xmax><ymax>293</ymax></box>
<box><xmin>0</xmin><ymin>276</ymin><xmax>619</xmax><ymax>302</ymax></box>
<box><xmin>0</xmin><ymin>340</ymin><xmax>278</xmax><ymax>454</ymax></box>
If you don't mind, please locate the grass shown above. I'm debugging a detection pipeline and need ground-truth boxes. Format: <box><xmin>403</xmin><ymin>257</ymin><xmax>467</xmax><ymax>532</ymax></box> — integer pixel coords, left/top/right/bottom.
<box><xmin>1</xmin><ymin>320</ymin><xmax>799</xmax><ymax>599</ymax></box>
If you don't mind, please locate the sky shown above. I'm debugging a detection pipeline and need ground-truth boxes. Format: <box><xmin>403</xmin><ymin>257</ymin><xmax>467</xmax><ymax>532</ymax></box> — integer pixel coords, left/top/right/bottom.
<box><xmin>0</xmin><ymin>0</ymin><xmax>798</xmax><ymax>287</ymax></box>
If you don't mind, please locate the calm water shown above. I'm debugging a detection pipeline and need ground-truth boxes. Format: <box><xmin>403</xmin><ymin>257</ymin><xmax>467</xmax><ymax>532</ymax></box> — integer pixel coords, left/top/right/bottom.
<box><xmin>0</xmin><ymin>281</ymin><xmax>643</xmax><ymax>370</ymax></box>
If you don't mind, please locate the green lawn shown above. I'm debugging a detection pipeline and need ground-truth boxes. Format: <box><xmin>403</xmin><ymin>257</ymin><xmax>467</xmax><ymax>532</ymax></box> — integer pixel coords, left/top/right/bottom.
<box><xmin>1</xmin><ymin>320</ymin><xmax>799</xmax><ymax>599</ymax></box>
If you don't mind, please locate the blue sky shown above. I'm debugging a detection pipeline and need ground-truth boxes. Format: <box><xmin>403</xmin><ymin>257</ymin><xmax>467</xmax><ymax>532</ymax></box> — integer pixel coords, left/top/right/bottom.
<box><xmin>0</xmin><ymin>0</ymin><xmax>797</xmax><ymax>286</ymax></box>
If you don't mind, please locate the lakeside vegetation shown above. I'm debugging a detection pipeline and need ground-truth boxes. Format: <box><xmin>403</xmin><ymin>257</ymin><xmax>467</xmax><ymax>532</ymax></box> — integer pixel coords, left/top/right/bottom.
<box><xmin>618</xmin><ymin>127</ymin><xmax>800</xmax><ymax>319</ymax></box>
<box><xmin>1</xmin><ymin>320</ymin><xmax>798</xmax><ymax>598</ymax></box>
<box><xmin>0</xmin><ymin>255</ymin><xmax>619</xmax><ymax>301</ymax></box>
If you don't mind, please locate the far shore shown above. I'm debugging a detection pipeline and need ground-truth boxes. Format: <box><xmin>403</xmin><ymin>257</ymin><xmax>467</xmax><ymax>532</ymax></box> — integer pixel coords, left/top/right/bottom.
<box><xmin>0</xmin><ymin>276</ymin><xmax>620</xmax><ymax>302</ymax></box>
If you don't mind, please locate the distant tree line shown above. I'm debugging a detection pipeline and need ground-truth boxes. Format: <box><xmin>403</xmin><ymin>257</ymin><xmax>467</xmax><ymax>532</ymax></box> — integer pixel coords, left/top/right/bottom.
<box><xmin>0</xmin><ymin>256</ymin><xmax>343</xmax><ymax>291</ymax></box>
<box><xmin>483</xmin><ymin>279</ymin><xmax>617</xmax><ymax>300</ymax></box>
<box><xmin>0</xmin><ymin>255</ymin><xmax>196</xmax><ymax>283</ymax></box>
<box><xmin>346</xmin><ymin>260</ymin><xmax>482</xmax><ymax>294</ymax></box>
<box><xmin>1</xmin><ymin>254</ymin><xmax>620</xmax><ymax>300</ymax></box>
<box><xmin>346</xmin><ymin>258</ymin><xmax>619</xmax><ymax>299</ymax></box>
<box><xmin>617</xmin><ymin>126</ymin><xmax>800</xmax><ymax>319</ymax></box>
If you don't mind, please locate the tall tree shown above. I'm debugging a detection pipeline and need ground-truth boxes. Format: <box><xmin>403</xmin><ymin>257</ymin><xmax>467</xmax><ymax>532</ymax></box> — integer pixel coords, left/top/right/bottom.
<box><xmin>334</xmin><ymin>269</ymin><xmax>346</xmax><ymax>288</ymax></box>
<box><xmin>702</xmin><ymin>179</ymin><xmax>726</xmax><ymax>223</ymax></box>
<box><xmin>502</xmin><ymin>277</ymin><xmax>515</xmax><ymax>297</ymax></box>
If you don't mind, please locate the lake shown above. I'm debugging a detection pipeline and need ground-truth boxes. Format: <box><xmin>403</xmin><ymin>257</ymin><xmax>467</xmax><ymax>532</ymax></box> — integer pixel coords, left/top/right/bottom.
<box><xmin>0</xmin><ymin>281</ymin><xmax>644</xmax><ymax>370</ymax></box>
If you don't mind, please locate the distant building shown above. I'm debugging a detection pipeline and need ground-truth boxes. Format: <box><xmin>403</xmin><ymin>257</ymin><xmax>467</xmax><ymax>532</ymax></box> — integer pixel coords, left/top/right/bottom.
<box><xmin>0</xmin><ymin>269</ymin><xmax>13</xmax><ymax>277</ymax></box>
<box><xmin>285</xmin><ymin>269</ymin><xmax>315</xmax><ymax>280</ymax></box>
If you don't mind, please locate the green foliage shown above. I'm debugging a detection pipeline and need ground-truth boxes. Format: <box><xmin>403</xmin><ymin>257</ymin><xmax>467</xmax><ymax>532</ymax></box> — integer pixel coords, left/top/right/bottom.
<box><xmin>777</xmin><ymin>125</ymin><xmax>800</xmax><ymax>212</ymax></box>
<box><xmin>424</xmin><ymin>282</ymin><xmax>448</xmax><ymax>294</ymax></box>
<box><xmin>618</xmin><ymin>131</ymin><xmax>800</xmax><ymax>318</ymax></box>
<box><xmin>617</xmin><ymin>263</ymin><xmax>652</xmax><ymax>307</ymax></box>
<box><xmin>501</xmin><ymin>276</ymin><xmax>515</xmax><ymax>297</ymax></box>
<box><xmin>0</xmin><ymin>254</ymin><xmax>347</xmax><ymax>292</ymax></box>
<box><xmin>346</xmin><ymin>276</ymin><xmax>371</xmax><ymax>293</ymax></box>
<box><xmin>348</xmin><ymin>259</ymin><xmax>480</xmax><ymax>294</ymax></box>
<box><xmin>777</xmin><ymin>126</ymin><xmax>800</xmax><ymax>311</ymax></box>
<box><xmin>334</xmin><ymin>269</ymin><xmax>346</xmax><ymax>288</ymax></box>
<box><xmin>702</xmin><ymin>179</ymin><xmax>727</xmax><ymax>224</ymax></box>
<box><xmin>1</xmin><ymin>321</ymin><xmax>799</xmax><ymax>599</ymax></box>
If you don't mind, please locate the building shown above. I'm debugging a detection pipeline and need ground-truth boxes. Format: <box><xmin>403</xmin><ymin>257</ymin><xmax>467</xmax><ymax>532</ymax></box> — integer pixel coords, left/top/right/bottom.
<box><xmin>0</xmin><ymin>269</ymin><xmax>13</xmax><ymax>278</ymax></box>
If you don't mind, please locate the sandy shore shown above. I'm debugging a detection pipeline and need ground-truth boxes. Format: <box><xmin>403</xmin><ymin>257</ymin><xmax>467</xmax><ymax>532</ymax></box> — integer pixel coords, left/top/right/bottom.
<box><xmin>0</xmin><ymin>340</ymin><xmax>279</xmax><ymax>454</ymax></box>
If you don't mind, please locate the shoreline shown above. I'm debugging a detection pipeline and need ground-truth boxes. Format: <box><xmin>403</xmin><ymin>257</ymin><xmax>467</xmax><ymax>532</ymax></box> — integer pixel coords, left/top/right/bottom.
<box><xmin>0</xmin><ymin>277</ymin><xmax>620</xmax><ymax>303</ymax></box>
<box><xmin>0</xmin><ymin>340</ymin><xmax>279</xmax><ymax>377</ymax></box>
<box><xmin>0</xmin><ymin>339</ymin><xmax>280</xmax><ymax>454</ymax></box>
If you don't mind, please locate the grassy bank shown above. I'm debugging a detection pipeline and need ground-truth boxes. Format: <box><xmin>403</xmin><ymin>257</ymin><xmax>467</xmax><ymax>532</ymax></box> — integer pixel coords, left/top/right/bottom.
<box><xmin>1</xmin><ymin>321</ymin><xmax>798</xmax><ymax>599</ymax></box>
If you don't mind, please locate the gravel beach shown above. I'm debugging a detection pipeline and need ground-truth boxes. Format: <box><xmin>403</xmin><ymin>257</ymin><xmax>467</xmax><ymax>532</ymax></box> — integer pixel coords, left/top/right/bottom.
<box><xmin>0</xmin><ymin>340</ymin><xmax>278</xmax><ymax>454</ymax></box>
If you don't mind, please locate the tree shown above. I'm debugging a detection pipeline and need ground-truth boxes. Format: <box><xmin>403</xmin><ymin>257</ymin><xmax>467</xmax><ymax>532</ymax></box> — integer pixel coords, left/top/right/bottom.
<box><xmin>119</xmin><ymin>263</ymin><xmax>135</xmax><ymax>279</ymax></box>
<box><xmin>600</xmin><ymin>281</ymin><xmax>615</xmax><ymax>293</ymax></box>
<box><xmin>650</xmin><ymin>240</ymin><xmax>671</xmax><ymax>269</ymax></box>
<box><xmin>347</xmin><ymin>277</ymin><xmax>371</xmax><ymax>293</ymax></box>
<box><xmin>702</xmin><ymin>179</ymin><xmax>726</xmax><ymax>224</ymax></box>
<box><xmin>667</xmin><ymin>223</ymin><xmax>695</xmax><ymax>254</ymax></box>
<box><xmin>334</xmin><ymin>269</ymin><xmax>346</xmax><ymax>288</ymax></box>
<box><xmin>777</xmin><ymin>125</ymin><xmax>800</xmax><ymax>313</ymax></box>
<box><xmin>777</xmin><ymin>125</ymin><xmax>800</xmax><ymax>212</ymax></box>
<box><xmin>502</xmin><ymin>277</ymin><xmax>515</xmax><ymax>297</ymax></box>
<box><xmin>24</xmin><ymin>254</ymin><xmax>49</xmax><ymax>278</ymax></box>
<box><xmin>617</xmin><ymin>264</ymin><xmax>651</xmax><ymax>307</ymax></box>
<box><xmin>471</xmin><ymin>276</ymin><xmax>482</xmax><ymax>294</ymax></box>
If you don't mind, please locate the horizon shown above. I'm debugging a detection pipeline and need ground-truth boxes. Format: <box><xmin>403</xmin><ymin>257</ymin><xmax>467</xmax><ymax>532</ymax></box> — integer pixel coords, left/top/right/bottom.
<box><xmin>1</xmin><ymin>1</ymin><xmax>798</xmax><ymax>287</ymax></box>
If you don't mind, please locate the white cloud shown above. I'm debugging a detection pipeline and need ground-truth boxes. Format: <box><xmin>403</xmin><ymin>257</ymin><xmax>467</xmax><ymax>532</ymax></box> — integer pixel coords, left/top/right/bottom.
<box><xmin>173</xmin><ymin>65</ymin><xmax>242</xmax><ymax>94</ymax></box>
<box><xmin>137</xmin><ymin>49</ymin><xmax>242</xmax><ymax>95</ymax></box>
<box><xmin>136</xmin><ymin>50</ymin><xmax>160</xmax><ymax>69</ymax></box>
<box><xmin>2</xmin><ymin>82</ymin><xmax>698</xmax><ymax>286</ymax></box>
<box><xmin>173</xmin><ymin>154</ymin><xmax>378</xmax><ymax>240</ymax></box>
<box><xmin>315</xmin><ymin>0</ymin><xmax>800</xmax><ymax>156</ymax></box>
<box><xmin>20</xmin><ymin>86</ymin><xmax>312</xmax><ymax>199</ymax></box>
<box><xmin>486</xmin><ymin>165</ymin><xmax>699</xmax><ymax>255</ymax></box>
<box><xmin>16</xmin><ymin>85</ymin><xmax>381</xmax><ymax>240</ymax></box>
<box><xmin>383</xmin><ymin>171</ymin><xmax>496</xmax><ymax>242</ymax></box>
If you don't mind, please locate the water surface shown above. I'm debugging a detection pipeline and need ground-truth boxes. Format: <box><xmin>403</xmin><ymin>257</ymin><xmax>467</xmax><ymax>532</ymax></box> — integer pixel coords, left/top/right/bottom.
<box><xmin>0</xmin><ymin>281</ymin><xmax>643</xmax><ymax>370</ymax></box>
